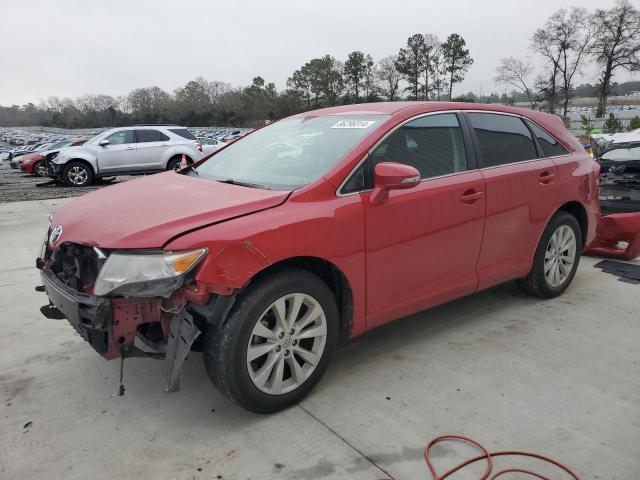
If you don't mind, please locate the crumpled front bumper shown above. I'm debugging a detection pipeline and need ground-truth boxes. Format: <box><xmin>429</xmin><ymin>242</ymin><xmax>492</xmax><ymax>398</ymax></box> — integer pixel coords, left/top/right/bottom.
<box><xmin>39</xmin><ymin>266</ymin><xmax>164</xmax><ymax>361</ymax></box>
<box><xmin>40</xmin><ymin>267</ymin><xmax>113</xmax><ymax>355</ymax></box>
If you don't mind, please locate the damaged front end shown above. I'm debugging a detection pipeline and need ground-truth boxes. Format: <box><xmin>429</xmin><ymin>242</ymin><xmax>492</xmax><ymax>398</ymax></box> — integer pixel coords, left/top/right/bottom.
<box><xmin>591</xmin><ymin>134</ymin><xmax>640</xmax><ymax>215</ymax></box>
<box><xmin>586</xmin><ymin>135</ymin><xmax>640</xmax><ymax>260</ymax></box>
<box><xmin>36</xmin><ymin>241</ymin><xmax>231</xmax><ymax>392</ymax></box>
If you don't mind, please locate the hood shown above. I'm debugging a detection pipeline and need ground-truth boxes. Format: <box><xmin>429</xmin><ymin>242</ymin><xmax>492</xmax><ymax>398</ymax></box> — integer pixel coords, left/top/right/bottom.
<box><xmin>56</xmin><ymin>144</ymin><xmax>94</xmax><ymax>158</ymax></box>
<box><xmin>50</xmin><ymin>172</ymin><xmax>291</xmax><ymax>249</ymax></box>
<box><xmin>21</xmin><ymin>152</ymin><xmax>43</xmax><ymax>163</ymax></box>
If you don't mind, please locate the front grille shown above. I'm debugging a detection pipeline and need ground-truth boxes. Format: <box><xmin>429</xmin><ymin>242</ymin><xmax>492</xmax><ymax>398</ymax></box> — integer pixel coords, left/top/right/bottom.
<box><xmin>50</xmin><ymin>243</ymin><xmax>104</xmax><ymax>293</ymax></box>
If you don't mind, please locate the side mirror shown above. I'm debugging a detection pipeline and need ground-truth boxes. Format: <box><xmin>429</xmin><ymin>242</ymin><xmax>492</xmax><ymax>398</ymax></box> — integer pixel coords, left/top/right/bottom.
<box><xmin>99</xmin><ymin>139</ymin><xmax>110</xmax><ymax>146</ymax></box>
<box><xmin>370</xmin><ymin>162</ymin><xmax>421</xmax><ymax>205</ymax></box>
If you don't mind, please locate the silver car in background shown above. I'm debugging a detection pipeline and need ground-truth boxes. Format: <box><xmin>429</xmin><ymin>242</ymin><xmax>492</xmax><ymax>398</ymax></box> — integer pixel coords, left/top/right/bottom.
<box><xmin>48</xmin><ymin>125</ymin><xmax>203</xmax><ymax>186</ymax></box>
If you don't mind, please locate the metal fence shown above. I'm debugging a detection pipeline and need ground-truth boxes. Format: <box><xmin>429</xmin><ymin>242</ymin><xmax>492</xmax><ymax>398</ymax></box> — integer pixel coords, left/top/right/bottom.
<box><xmin>568</xmin><ymin>117</ymin><xmax>634</xmax><ymax>137</ymax></box>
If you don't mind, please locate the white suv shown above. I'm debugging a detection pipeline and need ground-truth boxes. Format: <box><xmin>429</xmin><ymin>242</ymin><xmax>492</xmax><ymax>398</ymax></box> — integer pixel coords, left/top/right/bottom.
<box><xmin>48</xmin><ymin>125</ymin><xmax>204</xmax><ymax>186</ymax></box>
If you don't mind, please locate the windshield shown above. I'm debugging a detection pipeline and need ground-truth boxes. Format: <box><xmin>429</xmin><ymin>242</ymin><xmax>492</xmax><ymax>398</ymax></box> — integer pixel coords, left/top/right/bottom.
<box><xmin>49</xmin><ymin>140</ymin><xmax>70</xmax><ymax>150</ymax></box>
<box><xmin>601</xmin><ymin>145</ymin><xmax>640</xmax><ymax>162</ymax></box>
<box><xmin>84</xmin><ymin>130</ymin><xmax>111</xmax><ymax>146</ymax></box>
<box><xmin>195</xmin><ymin>115</ymin><xmax>386</xmax><ymax>190</ymax></box>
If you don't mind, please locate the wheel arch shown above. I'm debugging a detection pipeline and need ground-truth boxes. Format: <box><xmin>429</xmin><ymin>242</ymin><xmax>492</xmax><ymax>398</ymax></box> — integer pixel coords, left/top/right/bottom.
<box><xmin>556</xmin><ymin>201</ymin><xmax>588</xmax><ymax>248</ymax></box>
<box><xmin>63</xmin><ymin>158</ymin><xmax>96</xmax><ymax>175</ymax></box>
<box><xmin>243</xmin><ymin>256</ymin><xmax>354</xmax><ymax>342</ymax></box>
<box><xmin>164</xmin><ymin>148</ymin><xmax>195</xmax><ymax>168</ymax></box>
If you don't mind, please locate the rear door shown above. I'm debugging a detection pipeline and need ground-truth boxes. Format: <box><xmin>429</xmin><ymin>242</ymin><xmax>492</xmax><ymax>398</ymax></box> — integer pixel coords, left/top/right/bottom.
<box><xmin>134</xmin><ymin>129</ymin><xmax>170</xmax><ymax>170</ymax></box>
<box><xmin>96</xmin><ymin>130</ymin><xmax>137</xmax><ymax>173</ymax></box>
<box><xmin>466</xmin><ymin>112</ymin><xmax>560</xmax><ymax>290</ymax></box>
<box><xmin>359</xmin><ymin>112</ymin><xmax>486</xmax><ymax>328</ymax></box>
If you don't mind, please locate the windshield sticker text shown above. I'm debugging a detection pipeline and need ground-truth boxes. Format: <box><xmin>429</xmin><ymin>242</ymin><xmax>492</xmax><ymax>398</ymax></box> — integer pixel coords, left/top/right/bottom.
<box><xmin>331</xmin><ymin>120</ymin><xmax>376</xmax><ymax>129</ymax></box>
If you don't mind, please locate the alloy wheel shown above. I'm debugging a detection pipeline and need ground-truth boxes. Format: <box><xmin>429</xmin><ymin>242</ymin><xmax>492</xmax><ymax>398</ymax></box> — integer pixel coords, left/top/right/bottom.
<box><xmin>246</xmin><ymin>293</ymin><xmax>327</xmax><ymax>395</ymax></box>
<box><xmin>34</xmin><ymin>162</ymin><xmax>47</xmax><ymax>176</ymax></box>
<box><xmin>68</xmin><ymin>166</ymin><xmax>88</xmax><ymax>185</ymax></box>
<box><xmin>544</xmin><ymin>225</ymin><xmax>577</xmax><ymax>288</ymax></box>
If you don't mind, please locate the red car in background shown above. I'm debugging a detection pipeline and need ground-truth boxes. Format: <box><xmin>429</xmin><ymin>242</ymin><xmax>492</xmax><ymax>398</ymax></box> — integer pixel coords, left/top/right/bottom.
<box><xmin>20</xmin><ymin>137</ymin><xmax>87</xmax><ymax>176</ymax></box>
<box><xmin>37</xmin><ymin>102</ymin><xmax>599</xmax><ymax>412</ymax></box>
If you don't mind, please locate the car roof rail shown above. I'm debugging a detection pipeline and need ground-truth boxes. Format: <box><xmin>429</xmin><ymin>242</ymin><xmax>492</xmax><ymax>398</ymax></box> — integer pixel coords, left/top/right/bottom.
<box><xmin>132</xmin><ymin>124</ymin><xmax>182</xmax><ymax>127</ymax></box>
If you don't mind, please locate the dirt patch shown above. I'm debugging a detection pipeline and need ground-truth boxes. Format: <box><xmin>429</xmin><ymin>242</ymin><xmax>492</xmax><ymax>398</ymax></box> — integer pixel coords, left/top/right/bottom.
<box><xmin>0</xmin><ymin>163</ymin><xmax>129</xmax><ymax>203</ymax></box>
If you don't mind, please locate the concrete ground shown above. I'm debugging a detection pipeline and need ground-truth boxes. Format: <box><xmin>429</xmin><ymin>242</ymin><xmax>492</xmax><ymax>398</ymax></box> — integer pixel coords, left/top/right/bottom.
<box><xmin>1</xmin><ymin>199</ymin><xmax>639</xmax><ymax>480</ymax></box>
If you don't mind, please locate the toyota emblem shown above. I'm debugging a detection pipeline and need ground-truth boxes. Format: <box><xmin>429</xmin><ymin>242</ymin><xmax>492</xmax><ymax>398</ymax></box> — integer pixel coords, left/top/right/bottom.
<box><xmin>49</xmin><ymin>225</ymin><xmax>63</xmax><ymax>246</ymax></box>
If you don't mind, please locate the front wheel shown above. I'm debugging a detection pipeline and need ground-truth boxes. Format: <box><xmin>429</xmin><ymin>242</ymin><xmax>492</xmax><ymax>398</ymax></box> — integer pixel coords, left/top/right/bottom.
<box><xmin>516</xmin><ymin>211</ymin><xmax>582</xmax><ymax>298</ymax></box>
<box><xmin>33</xmin><ymin>160</ymin><xmax>47</xmax><ymax>177</ymax></box>
<box><xmin>202</xmin><ymin>269</ymin><xmax>338</xmax><ymax>413</ymax></box>
<box><xmin>62</xmin><ymin>161</ymin><xmax>93</xmax><ymax>187</ymax></box>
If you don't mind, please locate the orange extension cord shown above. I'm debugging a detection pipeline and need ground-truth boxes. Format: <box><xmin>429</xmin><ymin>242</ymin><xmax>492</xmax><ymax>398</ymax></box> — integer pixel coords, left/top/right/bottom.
<box><xmin>386</xmin><ymin>435</ymin><xmax>581</xmax><ymax>480</ymax></box>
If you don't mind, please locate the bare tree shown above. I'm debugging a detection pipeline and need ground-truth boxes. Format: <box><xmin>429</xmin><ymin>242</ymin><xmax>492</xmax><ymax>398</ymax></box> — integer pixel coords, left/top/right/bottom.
<box><xmin>590</xmin><ymin>0</ymin><xmax>640</xmax><ymax>117</ymax></box>
<box><xmin>494</xmin><ymin>57</ymin><xmax>536</xmax><ymax>108</ymax></box>
<box><xmin>377</xmin><ymin>56</ymin><xmax>402</xmax><ymax>101</ymax></box>
<box><xmin>532</xmin><ymin>7</ymin><xmax>592</xmax><ymax>117</ymax></box>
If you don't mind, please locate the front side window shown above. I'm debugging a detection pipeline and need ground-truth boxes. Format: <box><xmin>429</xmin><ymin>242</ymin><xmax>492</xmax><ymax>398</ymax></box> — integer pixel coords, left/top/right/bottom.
<box><xmin>468</xmin><ymin>113</ymin><xmax>537</xmax><ymax>167</ymax></box>
<box><xmin>196</xmin><ymin>115</ymin><xmax>386</xmax><ymax>190</ymax></box>
<box><xmin>526</xmin><ymin>120</ymin><xmax>570</xmax><ymax>157</ymax></box>
<box><xmin>107</xmin><ymin>130</ymin><xmax>134</xmax><ymax>145</ymax></box>
<box><xmin>370</xmin><ymin>113</ymin><xmax>468</xmax><ymax>179</ymax></box>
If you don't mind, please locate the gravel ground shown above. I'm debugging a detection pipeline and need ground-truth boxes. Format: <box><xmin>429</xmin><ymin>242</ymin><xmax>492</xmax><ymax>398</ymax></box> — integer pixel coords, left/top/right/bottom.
<box><xmin>0</xmin><ymin>162</ymin><xmax>128</xmax><ymax>204</ymax></box>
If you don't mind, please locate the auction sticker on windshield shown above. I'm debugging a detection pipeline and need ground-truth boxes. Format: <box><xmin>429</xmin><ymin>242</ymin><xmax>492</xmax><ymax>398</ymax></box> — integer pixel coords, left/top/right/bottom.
<box><xmin>331</xmin><ymin>120</ymin><xmax>376</xmax><ymax>129</ymax></box>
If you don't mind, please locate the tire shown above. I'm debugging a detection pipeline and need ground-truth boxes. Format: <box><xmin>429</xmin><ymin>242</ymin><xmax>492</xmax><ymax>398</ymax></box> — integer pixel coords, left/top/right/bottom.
<box><xmin>33</xmin><ymin>160</ymin><xmax>47</xmax><ymax>177</ymax></box>
<box><xmin>202</xmin><ymin>268</ymin><xmax>338</xmax><ymax>413</ymax></box>
<box><xmin>166</xmin><ymin>155</ymin><xmax>192</xmax><ymax>171</ymax></box>
<box><xmin>516</xmin><ymin>211</ymin><xmax>582</xmax><ymax>298</ymax></box>
<box><xmin>62</xmin><ymin>161</ymin><xmax>93</xmax><ymax>187</ymax></box>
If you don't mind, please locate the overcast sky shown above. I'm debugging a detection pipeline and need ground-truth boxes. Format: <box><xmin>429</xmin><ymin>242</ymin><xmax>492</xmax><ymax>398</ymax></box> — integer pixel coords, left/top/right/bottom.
<box><xmin>0</xmin><ymin>0</ymin><xmax>636</xmax><ymax>106</ymax></box>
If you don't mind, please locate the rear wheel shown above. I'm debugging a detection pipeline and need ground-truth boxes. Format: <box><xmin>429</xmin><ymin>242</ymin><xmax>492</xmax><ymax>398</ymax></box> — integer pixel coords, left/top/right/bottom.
<box><xmin>167</xmin><ymin>155</ymin><xmax>192</xmax><ymax>171</ymax></box>
<box><xmin>62</xmin><ymin>161</ymin><xmax>93</xmax><ymax>187</ymax></box>
<box><xmin>33</xmin><ymin>160</ymin><xmax>47</xmax><ymax>177</ymax></box>
<box><xmin>202</xmin><ymin>268</ymin><xmax>338</xmax><ymax>413</ymax></box>
<box><xmin>516</xmin><ymin>211</ymin><xmax>582</xmax><ymax>298</ymax></box>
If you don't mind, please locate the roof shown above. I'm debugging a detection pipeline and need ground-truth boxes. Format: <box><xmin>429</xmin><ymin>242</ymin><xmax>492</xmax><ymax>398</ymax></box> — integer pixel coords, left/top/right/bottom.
<box><xmin>294</xmin><ymin>101</ymin><xmax>557</xmax><ymax>120</ymax></box>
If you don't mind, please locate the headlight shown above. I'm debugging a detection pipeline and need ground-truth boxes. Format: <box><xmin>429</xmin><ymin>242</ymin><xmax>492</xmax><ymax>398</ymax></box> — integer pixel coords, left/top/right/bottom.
<box><xmin>93</xmin><ymin>249</ymin><xmax>207</xmax><ymax>297</ymax></box>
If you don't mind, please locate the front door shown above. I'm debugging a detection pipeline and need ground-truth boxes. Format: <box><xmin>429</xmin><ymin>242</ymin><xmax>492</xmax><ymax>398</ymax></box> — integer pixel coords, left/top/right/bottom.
<box><xmin>362</xmin><ymin>113</ymin><xmax>486</xmax><ymax>328</ymax></box>
<box><xmin>96</xmin><ymin>130</ymin><xmax>137</xmax><ymax>173</ymax></box>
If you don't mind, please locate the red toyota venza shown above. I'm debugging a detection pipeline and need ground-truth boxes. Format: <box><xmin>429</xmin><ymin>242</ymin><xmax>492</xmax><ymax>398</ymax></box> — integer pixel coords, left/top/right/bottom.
<box><xmin>37</xmin><ymin>102</ymin><xmax>600</xmax><ymax>412</ymax></box>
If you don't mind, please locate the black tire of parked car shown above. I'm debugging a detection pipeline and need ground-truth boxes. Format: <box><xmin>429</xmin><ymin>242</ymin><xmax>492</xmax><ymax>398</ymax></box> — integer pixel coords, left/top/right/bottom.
<box><xmin>166</xmin><ymin>155</ymin><xmax>192</xmax><ymax>171</ymax></box>
<box><xmin>62</xmin><ymin>161</ymin><xmax>94</xmax><ymax>187</ymax></box>
<box><xmin>202</xmin><ymin>268</ymin><xmax>338</xmax><ymax>413</ymax></box>
<box><xmin>516</xmin><ymin>211</ymin><xmax>582</xmax><ymax>298</ymax></box>
<box><xmin>32</xmin><ymin>160</ymin><xmax>47</xmax><ymax>177</ymax></box>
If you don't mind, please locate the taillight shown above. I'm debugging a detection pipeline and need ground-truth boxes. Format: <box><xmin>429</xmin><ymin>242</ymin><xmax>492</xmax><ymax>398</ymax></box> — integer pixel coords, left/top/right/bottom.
<box><xmin>195</xmin><ymin>141</ymin><xmax>202</xmax><ymax>152</ymax></box>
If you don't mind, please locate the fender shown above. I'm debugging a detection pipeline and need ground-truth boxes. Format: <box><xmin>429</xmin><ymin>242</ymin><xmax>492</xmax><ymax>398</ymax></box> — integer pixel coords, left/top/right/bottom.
<box><xmin>54</xmin><ymin>150</ymin><xmax>98</xmax><ymax>174</ymax></box>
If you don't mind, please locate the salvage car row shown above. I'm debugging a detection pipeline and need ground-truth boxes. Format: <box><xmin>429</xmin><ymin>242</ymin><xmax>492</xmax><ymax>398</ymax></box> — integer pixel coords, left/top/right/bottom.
<box><xmin>1</xmin><ymin>126</ymin><xmax>250</xmax><ymax>186</ymax></box>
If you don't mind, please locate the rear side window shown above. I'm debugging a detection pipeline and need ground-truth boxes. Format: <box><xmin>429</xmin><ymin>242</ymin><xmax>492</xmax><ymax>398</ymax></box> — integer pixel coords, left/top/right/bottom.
<box><xmin>370</xmin><ymin>113</ymin><xmax>468</xmax><ymax>179</ymax></box>
<box><xmin>135</xmin><ymin>129</ymin><xmax>169</xmax><ymax>143</ymax></box>
<box><xmin>468</xmin><ymin>113</ymin><xmax>537</xmax><ymax>167</ymax></box>
<box><xmin>168</xmin><ymin>128</ymin><xmax>197</xmax><ymax>140</ymax></box>
<box><xmin>525</xmin><ymin>120</ymin><xmax>570</xmax><ymax>157</ymax></box>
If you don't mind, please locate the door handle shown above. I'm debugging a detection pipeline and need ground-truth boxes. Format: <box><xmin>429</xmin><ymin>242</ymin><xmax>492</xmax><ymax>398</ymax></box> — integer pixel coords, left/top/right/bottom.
<box><xmin>126</xmin><ymin>146</ymin><xmax>135</xmax><ymax>150</ymax></box>
<box><xmin>460</xmin><ymin>190</ymin><xmax>484</xmax><ymax>204</ymax></box>
<box><xmin>538</xmin><ymin>171</ymin><xmax>556</xmax><ymax>184</ymax></box>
